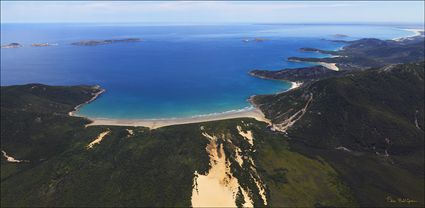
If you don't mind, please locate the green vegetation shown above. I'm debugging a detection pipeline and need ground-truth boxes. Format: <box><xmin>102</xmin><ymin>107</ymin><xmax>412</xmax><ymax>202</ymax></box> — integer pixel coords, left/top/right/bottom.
<box><xmin>1</xmin><ymin>84</ymin><xmax>100</xmax><ymax>167</ymax></box>
<box><xmin>250</xmin><ymin>65</ymin><xmax>340</xmax><ymax>83</ymax></box>
<box><xmin>255</xmin><ymin>131</ymin><xmax>356</xmax><ymax>207</ymax></box>
<box><xmin>1</xmin><ymin>60</ymin><xmax>423</xmax><ymax>207</ymax></box>
<box><xmin>250</xmin><ymin>36</ymin><xmax>425</xmax><ymax>83</ymax></box>
<box><xmin>253</xmin><ymin>62</ymin><xmax>425</xmax><ymax>207</ymax></box>
<box><xmin>254</xmin><ymin>62</ymin><xmax>424</xmax><ymax>152</ymax></box>
<box><xmin>289</xmin><ymin>38</ymin><xmax>425</xmax><ymax>70</ymax></box>
<box><xmin>1</xmin><ymin>84</ymin><xmax>355</xmax><ymax>207</ymax></box>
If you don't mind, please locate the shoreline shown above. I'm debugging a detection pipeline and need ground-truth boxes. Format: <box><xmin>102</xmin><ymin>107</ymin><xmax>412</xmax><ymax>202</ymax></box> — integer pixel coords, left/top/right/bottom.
<box><xmin>296</xmin><ymin>27</ymin><xmax>424</xmax><ymax>70</ymax></box>
<box><xmin>393</xmin><ymin>28</ymin><xmax>424</xmax><ymax>41</ymax></box>
<box><xmin>69</xmin><ymin>30</ymin><xmax>357</xmax><ymax>129</ymax></box>
<box><xmin>71</xmin><ymin>86</ymin><xmax>274</xmax><ymax>129</ymax></box>
<box><xmin>85</xmin><ymin>107</ymin><xmax>271</xmax><ymax>129</ymax></box>
<box><xmin>73</xmin><ymin>82</ymin><xmax>300</xmax><ymax>129</ymax></box>
<box><xmin>69</xmin><ymin>86</ymin><xmax>105</xmax><ymax>116</ymax></box>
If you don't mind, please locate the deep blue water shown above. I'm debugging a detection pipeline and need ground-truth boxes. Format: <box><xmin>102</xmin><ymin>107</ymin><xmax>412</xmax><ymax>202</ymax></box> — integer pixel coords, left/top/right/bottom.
<box><xmin>0</xmin><ymin>24</ymin><xmax>414</xmax><ymax>119</ymax></box>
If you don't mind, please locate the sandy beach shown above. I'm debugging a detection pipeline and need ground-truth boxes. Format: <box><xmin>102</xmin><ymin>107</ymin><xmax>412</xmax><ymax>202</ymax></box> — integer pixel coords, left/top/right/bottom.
<box><xmin>393</xmin><ymin>28</ymin><xmax>425</xmax><ymax>41</ymax></box>
<box><xmin>73</xmin><ymin>79</ymin><xmax>302</xmax><ymax>129</ymax></box>
<box><xmin>85</xmin><ymin>108</ymin><xmax>271</xmax><ymax>129</ymax></box>
<box><xmin>79</xmin><ymin>80</ymin><xmax>306</xmax><ymax>129</ymax></box>
<box><xmin>408</xmin><ymin>28</ymin><xmax>424</xmax><ymax>35</ymax></box>
<box><xmin>69</xmin><ymin>57</ymin><xmax>309</xmax><ymax>130</ymax></box>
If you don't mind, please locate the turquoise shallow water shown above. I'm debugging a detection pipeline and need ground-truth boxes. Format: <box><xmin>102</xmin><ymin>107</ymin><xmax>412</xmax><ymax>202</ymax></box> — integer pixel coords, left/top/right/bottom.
<box><xmin>0</xmin><ymin>24</ymin><xmax>415</xmax><ymax>119</ymax></box>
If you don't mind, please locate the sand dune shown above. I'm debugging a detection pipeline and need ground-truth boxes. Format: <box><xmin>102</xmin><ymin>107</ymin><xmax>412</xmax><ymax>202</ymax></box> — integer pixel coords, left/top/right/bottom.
<box><xmin>191</xmin><ymin>131</ymin><xmax>253</xmax><ymax>207</ymax></box>
<box><xmin>87</xmin><ymin>130</ymin><xmax>111</xmax><ymax>149</ymax></box>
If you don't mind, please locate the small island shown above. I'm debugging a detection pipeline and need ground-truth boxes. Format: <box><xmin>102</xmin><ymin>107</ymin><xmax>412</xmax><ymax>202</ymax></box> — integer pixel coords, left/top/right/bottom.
<box><xmin>1</xmin><ymin>43</ymin><xmax>22</xmax><ymax>48</ymax></box>
<box><xmin>334</xmin><ymin>34</ymin><xmax>348</xmax><ymax>38</ymax></box>
<box><xmin>254</xmin><ymin>38</ymin><xmax>267</xmax><ymax>42</ymax></box>
<box><xmin>242</xmin><ymin>38</ymin><xmax>268</xmax><ymax>43</ymax></box>
<box><xmin>71</xmin><ymin>38</ymin><xmax>142</xmax><ymax>46</ymax></box>
<box><xmin>31</xmin><ymin>43</ymin><xmax>57</xmax><ymax>47</ymax></box>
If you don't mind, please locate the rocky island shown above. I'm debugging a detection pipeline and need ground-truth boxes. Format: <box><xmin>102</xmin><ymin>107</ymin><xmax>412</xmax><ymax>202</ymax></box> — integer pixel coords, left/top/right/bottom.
<box><xmin>31</xmin><ymin>43</ymin><xmax>57</xmax><ymax>47</ymax></box>
<box><xmin>334</xmin><ymin>34</ymin><xmax>348</xmax><ymax>38</ymax></box>
<box><xmin>71</xmin><ymin>38</ymin><xmax>142</xmax><ymax>46</ymax></box>
<box><xmin>1</xmin><ymin>43</ymin><xmax>22</xmax><ymax>48</ymax></box>
<box><xmin>242</xmin><ymin>38</ymin><xmax>268</xmax><ymax>43</ymax></box>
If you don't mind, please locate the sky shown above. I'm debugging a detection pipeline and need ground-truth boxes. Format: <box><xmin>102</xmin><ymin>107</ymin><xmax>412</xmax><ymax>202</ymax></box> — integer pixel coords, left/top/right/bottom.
<box><xmin>1</xmin><ymin>1</ymin><xmax>424</xmax><ymax>24</ymax></box>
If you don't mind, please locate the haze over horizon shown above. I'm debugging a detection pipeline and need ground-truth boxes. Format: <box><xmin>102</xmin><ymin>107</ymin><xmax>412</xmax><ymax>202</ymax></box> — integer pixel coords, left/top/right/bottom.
<box><xmin>1</xmin><ymin>1</ymin><xmax>424</xmax><ymax>24</ymax></box>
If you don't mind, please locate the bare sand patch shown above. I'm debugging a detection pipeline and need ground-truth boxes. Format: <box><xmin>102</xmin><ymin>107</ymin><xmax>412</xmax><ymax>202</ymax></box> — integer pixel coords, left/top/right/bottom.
<box><xmin>191</xmin><ymin>132</ymin><xmax>254</xmax><ymax>207</ymax></box>
<box><xmin>237</xmin><ymin>125</ymin><xmax>254</xmax><ymax>146</ymax></box>
<box><xmin>126</xmin><ymin>129</ymin><xmax>134</xmax><ymax>136</ymax></box>
<box><xmin>289</xmin><ymin>81</ymin><xmax>303</xmax><ymax>90</ymax></box>
<box><xmin>316</xmin><ymin>62</ymin><xmax>339</xmax><ymax>71</ymax></box>
<box><xmin>1</xmin><ymin>150</ymin><xmax>29</xmax><ymax>163</ymax></box>
<box><xmin>87</xmin><ymin>130</ymin><xmax>111</xmax><ymax>149</ymax></box>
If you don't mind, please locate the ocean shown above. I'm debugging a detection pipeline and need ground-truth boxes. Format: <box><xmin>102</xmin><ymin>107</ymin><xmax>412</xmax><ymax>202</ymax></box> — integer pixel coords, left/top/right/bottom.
<box><xmin>0</xmin><ymin>24</ymin><xmax>415</xmax><ymax>119</ymax></box>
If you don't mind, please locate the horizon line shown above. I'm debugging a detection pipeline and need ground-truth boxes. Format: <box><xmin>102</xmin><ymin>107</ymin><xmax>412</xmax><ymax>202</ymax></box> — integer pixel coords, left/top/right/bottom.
<box><xmin>1</xmin><ymin>21</ymin><xmax>424</xmax><ymax>25</ymax></box>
